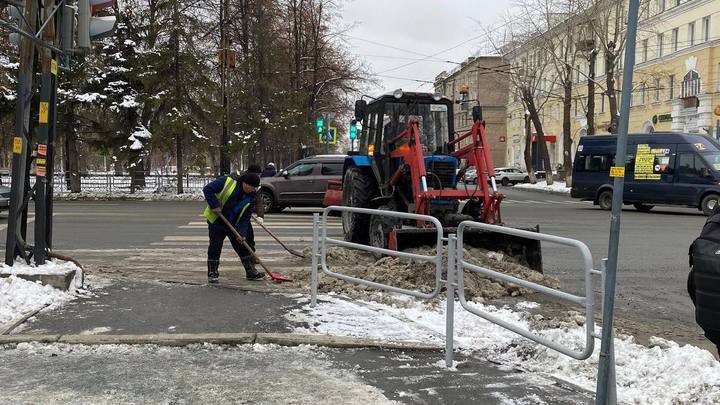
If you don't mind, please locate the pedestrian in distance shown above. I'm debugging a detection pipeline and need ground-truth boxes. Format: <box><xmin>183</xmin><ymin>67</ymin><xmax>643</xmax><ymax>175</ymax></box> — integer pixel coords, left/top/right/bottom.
<box><xmin>688</xmin><ymin>205</ymin><xmax>720</xmax><ymax>355</ymax></box>
<box><xmin>203</xmin><ymin>171</ymin><xmax>265</xmax><ymax>283</ymax></box>
<box><xmin>261</xmin><ymin>162</ymin><xmax>277</xmax><ymax>178</ymax></box>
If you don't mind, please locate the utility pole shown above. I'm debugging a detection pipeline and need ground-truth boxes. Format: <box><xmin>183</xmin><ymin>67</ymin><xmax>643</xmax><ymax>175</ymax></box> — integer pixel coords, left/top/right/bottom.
<box><xmin>595</xmin><ymin>0</ymin><xmax>640</xmax><ymax>403</ymax></box>
<box><xmin>219</xmin><ymin>0</ymin><xmax>230</xmax><ymax>174</ymax></box>
<box><xmin>5</xmin><ymin>0</ymin><xmax>38</xmax><ymax>265</ymax></box>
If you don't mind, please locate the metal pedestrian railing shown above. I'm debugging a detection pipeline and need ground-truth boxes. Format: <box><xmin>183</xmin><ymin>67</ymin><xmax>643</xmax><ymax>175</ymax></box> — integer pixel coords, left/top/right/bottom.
<box><xmin>310</xmin><ymin>207</ymin><xmax>444</xmax><ymax>306</ymax></box>
<box><xmin>448</xmin><ymin>220</ymin><xmax>597</xmax><ymax>361</ymax></box>
<box><xmin>309</xmin><ymin>208</ymin><xmax>615</xmax><ymax>404</ymax></box>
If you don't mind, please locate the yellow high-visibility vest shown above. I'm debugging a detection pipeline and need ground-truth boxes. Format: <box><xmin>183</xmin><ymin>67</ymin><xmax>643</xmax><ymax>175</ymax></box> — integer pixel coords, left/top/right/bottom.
<box><xmin>203</xmin><ymin>176</ymin><xmax>238</xmax><ymax>223</ymax></box>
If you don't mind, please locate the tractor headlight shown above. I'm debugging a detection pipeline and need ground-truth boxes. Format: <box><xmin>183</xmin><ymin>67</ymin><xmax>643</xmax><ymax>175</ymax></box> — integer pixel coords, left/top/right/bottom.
<box><xmin>393</xmin><ymin>88</ymin><xmax>403</xmax><ymax>99</ymax></box>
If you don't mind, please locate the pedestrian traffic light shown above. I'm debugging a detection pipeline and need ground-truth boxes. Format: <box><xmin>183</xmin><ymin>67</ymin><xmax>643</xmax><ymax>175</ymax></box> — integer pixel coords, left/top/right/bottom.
<box><xmin>77</xmin><ymin>0</ymin><xmax>117</xmax><ymax>51</ymax></box>
<box><xmin>316</xmin><ymin>118</ymin><xmax>324</xmax><ymax>134</ymax></box>
<box><xmin>349</xmin><ymin>119</ymin><xmax>357</xmax><ymax>140</ymax></box>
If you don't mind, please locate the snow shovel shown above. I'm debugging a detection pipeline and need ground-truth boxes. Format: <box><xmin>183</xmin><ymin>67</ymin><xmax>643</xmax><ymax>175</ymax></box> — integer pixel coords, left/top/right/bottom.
<box><xmin>217</xmin><ymin>213</ymin><xmax>293</xmax><ymax>282</ymax></box>
<box><xmin>252</xmin><ymin>216</ymin><xmax>306</xmax><ymax>258</ymax></box>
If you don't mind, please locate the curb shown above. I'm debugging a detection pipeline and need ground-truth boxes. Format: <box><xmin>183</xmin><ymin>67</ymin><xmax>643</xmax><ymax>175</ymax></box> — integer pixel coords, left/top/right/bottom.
<box><xmin>0</xmin><ymin>333</ymin><xmax>442</xmax><ymax>351</ymax></box>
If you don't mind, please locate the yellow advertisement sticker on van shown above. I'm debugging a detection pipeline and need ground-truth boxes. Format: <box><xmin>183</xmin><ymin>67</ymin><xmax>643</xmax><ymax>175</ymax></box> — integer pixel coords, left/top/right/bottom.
<box><xmin>610</xmin><ymin>166</ymin><xmax>625</xmax><ymax>178</ymax></box>
<box><xmin>694</xmin><ymin>143</ymin><xmax>706</xmax><ymax>151</ymax></box>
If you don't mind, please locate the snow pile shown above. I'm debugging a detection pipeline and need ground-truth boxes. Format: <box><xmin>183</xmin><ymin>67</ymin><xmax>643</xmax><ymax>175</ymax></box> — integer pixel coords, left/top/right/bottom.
<box><xmin>290</xmin><ymin>246</ymin><xmax>558</xmax><ymax>302</ymax></box>
<box><xmin>515</xmin><ymin>181</ymin><xmax>571</xmax><ymax>194</ymax></box>
<box><xmin>288</xmin><ymin>297</ymin><xmax>720</xmax><ymax>404</ymax></box>
<box><xmin>0</xmin><ymin>260</ymin><xmax>83</xmax><ymax>327</ymax></box>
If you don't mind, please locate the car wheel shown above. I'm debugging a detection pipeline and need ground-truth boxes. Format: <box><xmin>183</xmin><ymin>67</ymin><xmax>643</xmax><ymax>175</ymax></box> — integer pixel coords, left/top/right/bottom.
<box><xmin>598</xmin><ymin>189</ymin><xmax>613</xmax><ymax>210</ymax></box>
<box><xmin>501</xmin><ymin>177</ymin><xmax>510</xmax><ymax>186</ymax></box>
<box><xmin>260</xmin><ymin>190</ymin><xmax>278</xmax><ymax>213</ymax></box>
<box><xmin>523</xmin><ymin>176</ymin><xmax>530</xmax><ymax>183</ymax></box>
<box><xmin>701</xmin><ymin>193</ymin><xmax>720</xmax><ymax>216</ymax></box>
<box><xmin>633</xmin><ymin>203</ymin><xmax>654</xmax><ymax>212</ymax></box>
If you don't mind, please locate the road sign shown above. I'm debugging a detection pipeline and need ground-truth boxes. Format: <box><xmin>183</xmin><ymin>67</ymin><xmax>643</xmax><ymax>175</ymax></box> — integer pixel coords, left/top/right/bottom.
<box><xmin>319</xmin><ymin>127</ymin><xmax>337</xmax><ymax>144</ymax></box>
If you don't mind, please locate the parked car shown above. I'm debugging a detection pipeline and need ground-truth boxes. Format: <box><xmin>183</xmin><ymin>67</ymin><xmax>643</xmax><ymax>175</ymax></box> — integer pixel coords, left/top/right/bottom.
<box><xmin>571</xmin><ymin>132</ymin><xmax>720</xmax><ymax>215</ymax></box>
<box><xmin>259</xmin><ymin>155</ymin><xmax>347</xmax><ymax>213</ymax></box>
<box><xmin>493</xmin><ymin>167</ymin><xmax>530</xmax><ymax>186</ymax></box>
<box><xmin>0</xmin><ymin>185</ymin><xmax>9</xmax><ymax>212</ymax></box>
<box><xmin>465</xmin><ymin>167</ymin><xmax>530</xmax><ymax>186</ymax></box>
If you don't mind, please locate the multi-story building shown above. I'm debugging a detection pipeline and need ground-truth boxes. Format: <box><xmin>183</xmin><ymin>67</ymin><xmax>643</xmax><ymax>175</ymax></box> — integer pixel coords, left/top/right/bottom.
<box><xmin>503</xmin><ymin>0</ymin><xmax>720</xmax><ymax>171</ymax></box>
<box><xmin>434</xmin><ymin>56</ymin><xmax>509</xmax><ymax>166</ymax></box>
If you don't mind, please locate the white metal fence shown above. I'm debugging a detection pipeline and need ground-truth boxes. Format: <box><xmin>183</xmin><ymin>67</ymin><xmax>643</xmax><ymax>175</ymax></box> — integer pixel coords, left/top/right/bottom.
<box><xmin>0</xmin><ymin>173</ymin><xmax>215</xmax><ymax>194</ymax></box>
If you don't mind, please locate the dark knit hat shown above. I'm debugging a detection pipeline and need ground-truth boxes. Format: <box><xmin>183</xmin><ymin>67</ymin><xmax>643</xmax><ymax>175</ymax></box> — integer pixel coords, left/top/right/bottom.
<box><xmin>239</xmin><ymin>173</ymin><xmax>260</xmax><ymax>188</ymax></box>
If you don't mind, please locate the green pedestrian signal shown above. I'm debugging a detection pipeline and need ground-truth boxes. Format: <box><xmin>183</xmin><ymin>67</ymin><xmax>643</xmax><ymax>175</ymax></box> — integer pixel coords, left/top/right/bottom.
<box><xmin>316</xmin><ymin>118</ymin><xmax>324</xmax><ymax>134</ymax></box>
<box><xmin>349</xmin><ymin>120</ymin><xmax>357</xmax><ymax>140</ymax></box>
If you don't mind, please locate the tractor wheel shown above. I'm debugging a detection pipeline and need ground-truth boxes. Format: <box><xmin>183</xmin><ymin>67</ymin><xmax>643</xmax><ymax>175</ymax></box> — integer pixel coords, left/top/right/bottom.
<box><xmin>342</xmin><ymin>167</ymin><xmax>376</xmax><ymax>244</ymax></box>
<box><xmin>368</xmin><ymin>205</ymin><xmax>398</xmax><ymax>258</ymax></box>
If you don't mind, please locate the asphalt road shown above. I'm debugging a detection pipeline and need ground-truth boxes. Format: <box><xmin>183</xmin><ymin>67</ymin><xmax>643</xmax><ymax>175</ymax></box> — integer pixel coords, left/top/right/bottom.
<box><xmin>0</xmin><ymin>187</ymin><xmax>708</xmax><ymax>346</ymax></box>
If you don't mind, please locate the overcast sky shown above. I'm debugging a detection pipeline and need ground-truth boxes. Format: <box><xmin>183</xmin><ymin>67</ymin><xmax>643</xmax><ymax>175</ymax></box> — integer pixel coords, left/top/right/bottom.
<box><xmin>340</xmin><ymin>0</ymin><xmax>512</xmax><ymax>95</ymax></box>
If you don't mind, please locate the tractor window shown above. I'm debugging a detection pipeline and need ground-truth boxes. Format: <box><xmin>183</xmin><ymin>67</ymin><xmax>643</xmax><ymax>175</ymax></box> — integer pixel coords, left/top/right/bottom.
<box><xmin>361</xmin><ymin>112</ymin><xmax>378</xmax><ymax>154</ymax></box>
<box><xmin>383</xmin><ymin>102</ymin><xmax>449</xmax><ymax>155</ymax></box>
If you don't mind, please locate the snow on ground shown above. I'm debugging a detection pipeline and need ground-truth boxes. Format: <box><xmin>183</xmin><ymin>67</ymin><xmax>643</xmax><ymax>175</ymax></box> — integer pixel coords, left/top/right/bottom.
<box><xmin>514</xmin><ymin>181</ymin><xmax>571</xmax><ymax>194</ymax></box>
<box><xmin>287</xmin><ymin>295</ymin><xmax>720</xmax><ymax>405</ymax></box>
<box><xmin>0</xmin><ymin>343</ymin><xmax>399</xmax><ymax>405</ymax></box>
<box><xmin>0</xmin><ymin>260</ymin><xmax>83</xmax><ymax>328</ymax></box>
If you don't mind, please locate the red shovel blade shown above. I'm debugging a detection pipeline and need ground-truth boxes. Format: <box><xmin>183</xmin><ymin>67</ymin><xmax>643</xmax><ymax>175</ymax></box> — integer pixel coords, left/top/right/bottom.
<box><xmin>268</xmin><ymin>272</ymin><xmax>293</xmax><ymax>282</ymax></box>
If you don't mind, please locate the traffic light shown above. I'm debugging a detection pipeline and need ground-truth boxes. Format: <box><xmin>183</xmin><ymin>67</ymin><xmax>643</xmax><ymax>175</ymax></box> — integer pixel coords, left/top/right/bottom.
<box><xmin>349</xmin><ymin>119</ymin><xmax>357</xmax><ymax>140</ymax></box>
<box><xmin>77</xmin><ymin>0</ymin><xmax>117</xmax><ymax>51</ymax></box>
<box><xmin>315</xmin><ymin>118</ymin><xmax>324</xmax><ymax>134</ymax></box>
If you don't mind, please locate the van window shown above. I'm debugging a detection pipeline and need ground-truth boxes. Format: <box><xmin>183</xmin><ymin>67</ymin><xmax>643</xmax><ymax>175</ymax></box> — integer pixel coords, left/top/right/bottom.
<box><xmin>678</xmin><ymin>153</ymin><xmax>714</xmax><ymax>183</ymax></box>
<box><xmin>576</xmin><ymin>154</ymin><xmax>613</xmax><ymax>172</ymax></box>
<box><xmin>701</xmin><ymin>152</ymin><xmax>720</xmax><ymax>171</ymax></box>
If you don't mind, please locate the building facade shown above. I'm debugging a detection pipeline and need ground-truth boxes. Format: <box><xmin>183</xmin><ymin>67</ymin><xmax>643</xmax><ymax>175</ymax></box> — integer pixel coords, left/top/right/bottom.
<box><xmin>504</xmin><ymin>0</ymin><xmax>720</xmax><ymax>171</ymax></box>
<box><xmin>434</xmin><ymin>56</ymin><xmax>509</xmax><ymax>166</ymax></box>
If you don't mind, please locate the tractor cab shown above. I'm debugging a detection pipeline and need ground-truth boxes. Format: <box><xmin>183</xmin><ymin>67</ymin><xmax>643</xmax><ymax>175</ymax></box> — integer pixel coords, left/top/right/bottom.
<box><xmin>353</xmin><ymin>91</ymin><xmax>460</xmax><ymax>211</ymax></box>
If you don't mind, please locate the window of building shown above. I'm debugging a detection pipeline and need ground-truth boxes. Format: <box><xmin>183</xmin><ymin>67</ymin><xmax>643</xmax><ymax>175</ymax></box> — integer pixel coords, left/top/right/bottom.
<box><xmin>717</xmin><ymin>63</ymin><xmax>720</xmax><ymax>92</ymax></box>
<box><xmin>601</xmin><ymin>93</ymin><xmax>606</xmax><ymax>113</ymax></box>
<box><xmin>657</xmin><ymin>33</ymin><xmax>664</xmax><ymax>57</ymax></box>
<box><xmin>654</xmin><ymin>78</ymin><xmax>661</xmax><ymax>102</ymax></box>
<box><xmin>640</xmin><ymin>82</ymin><xmax>646</xmax><ymax>105</ymax></box>
<box><xmin>681</xmin><ymin>70</ymin><xmax>701</xmax><ymax>98</ymax></box>
<box><xmin>668</xmin><ymin>75</ymin><xmax>675</xmax><ymax>99</ymax></box>
<box><xmin>674</xmin><ymin>0</ymin><xmax>680</xmax><ymax>6</ymax></box>
<box><xmin>702</xmin><ymin>17</ymin><xmax>711</xmax><ymax>42</ymax></box>
<box><xmin>689</xmin><ymin>22</ymin><xmax>695</xmax><ymax>46</ymax></box>
<box><xmin>576</xmin><ymin>65</ymin><xmax>580</xmax><ymax>83</ymax></box>
<box><xmin>574</xmin><ymin>98</ymin><xmax>578</xmax><ymax>116</ymax></box>
<box><xmin>658</xmin><ymin>0</ymin><xmax>665</xmax><ymax>12</ymax></box>
<box><xmin>672</xmin><ymin>28</ymin><xmax>679</xmax><ymax>52</ymax></box>
<box><xmin>642</xmin><ymin>39</ymin><xmax>648</xmax><ymax>62</ymax></box>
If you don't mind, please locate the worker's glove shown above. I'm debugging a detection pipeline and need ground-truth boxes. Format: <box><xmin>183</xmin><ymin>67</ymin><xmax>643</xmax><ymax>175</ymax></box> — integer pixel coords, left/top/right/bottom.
<box><xmin>211</xmin><ymin>207</ymin><xmax>222</xmax><ymax>215</ymax></box>
<box><xmin>254</xmin><ymin>215</ymin><xmax>264</xmax><ymax>225</ymax></box>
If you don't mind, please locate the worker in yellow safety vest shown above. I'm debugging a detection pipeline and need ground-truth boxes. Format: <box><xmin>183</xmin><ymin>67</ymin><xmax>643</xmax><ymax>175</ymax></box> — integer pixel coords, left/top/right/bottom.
<box><xmin>202</xmin><ymin>171</ymin><xmax>264</xmax><ymax>283</ymax></box>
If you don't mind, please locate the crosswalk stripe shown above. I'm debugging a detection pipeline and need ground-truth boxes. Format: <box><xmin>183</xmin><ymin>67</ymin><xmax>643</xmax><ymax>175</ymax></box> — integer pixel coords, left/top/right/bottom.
<box><xmin>179</xmin><ymin>224</ymin><xmax>341</xmax><ymax>229</ymax></box>
<box><xmin>163</xmin><ymin>235</ymin><xmax>313</xmax><ymax>242</ymax></box>
<box><xmin>151</xmin><ymin>241</ymin><xmax>309</xmax><ymax>247</ymax></box>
